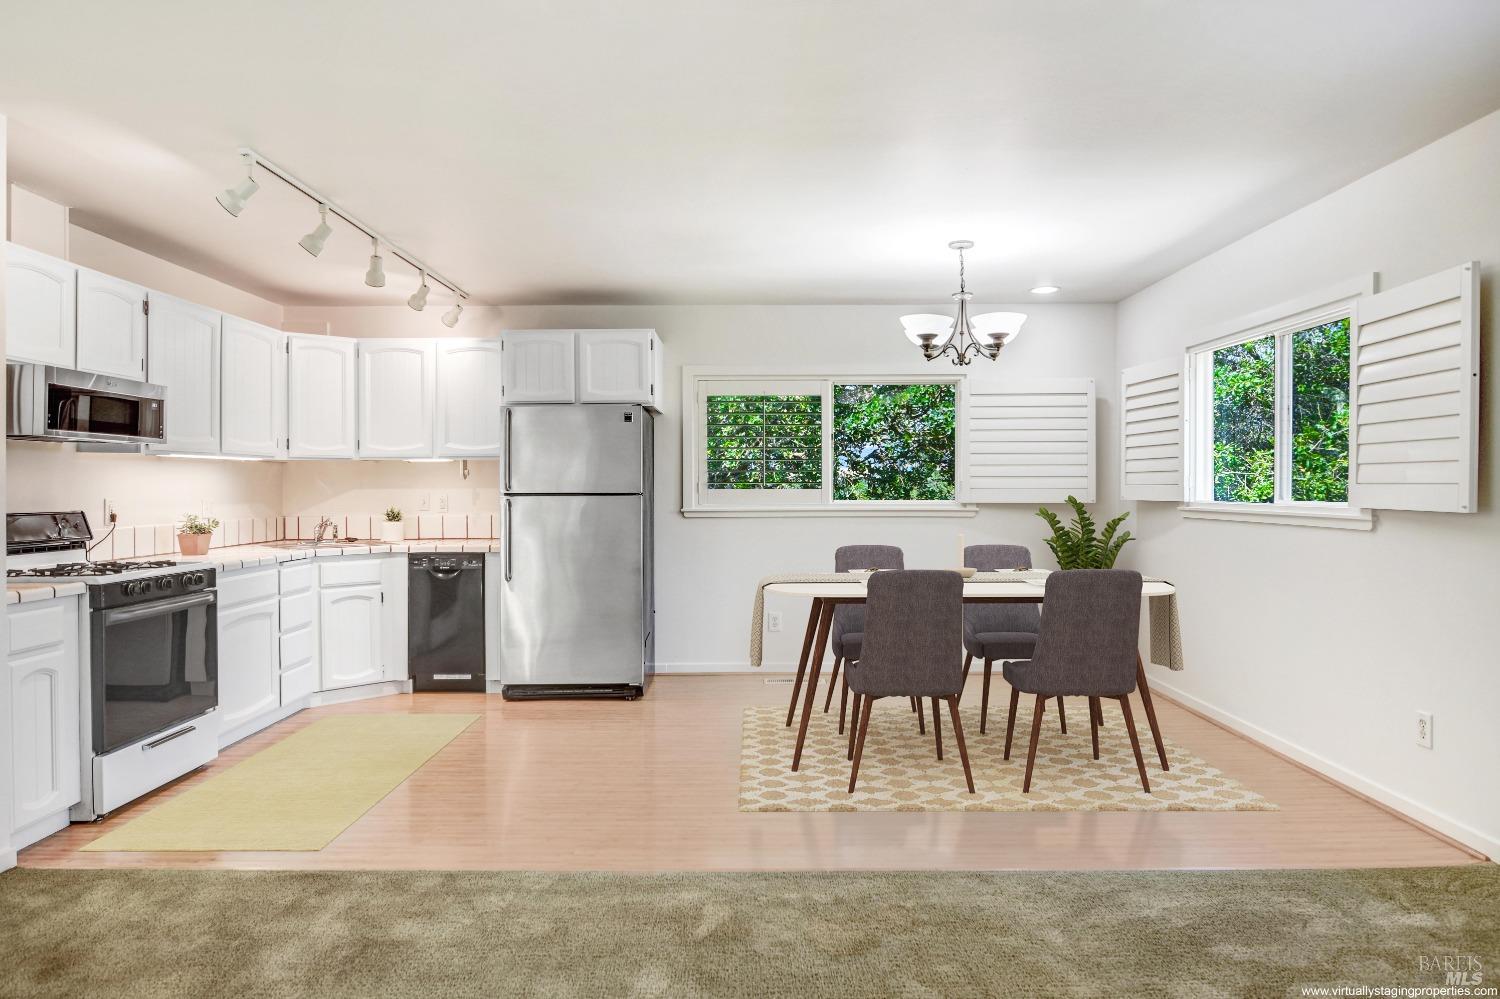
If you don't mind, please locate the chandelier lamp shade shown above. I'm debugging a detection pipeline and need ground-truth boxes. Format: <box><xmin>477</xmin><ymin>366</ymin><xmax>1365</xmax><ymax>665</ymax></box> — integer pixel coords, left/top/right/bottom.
<box><xmin>901</xmin><ymin>241</ymin><xmax>1025</xmax><ymax>365</ymax></box>
<box><xmin>214</xmin><ymin>147</ymin><xmax>467</xmax><ymax>325</ymax></box>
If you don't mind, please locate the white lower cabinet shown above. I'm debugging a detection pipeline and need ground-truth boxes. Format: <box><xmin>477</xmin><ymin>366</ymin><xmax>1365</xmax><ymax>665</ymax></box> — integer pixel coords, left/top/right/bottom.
<box><xmin>319</xmin><ymin>560</ymin><xmax>386</xmax><ymax>690</ymax></box>
<box><xmin>216</xmin><ymin>568</ymin><xmax>281</xmax><ymax>738</ymax></box>
<box><xmin>8</xmin><ymin>598</ymin><xmax>81</xmax><ymax>844</ymax></box>
<box><xmin>279</xmin><ymin>563</ymin><xmax>319</xmax><ymax>704</ymax></box>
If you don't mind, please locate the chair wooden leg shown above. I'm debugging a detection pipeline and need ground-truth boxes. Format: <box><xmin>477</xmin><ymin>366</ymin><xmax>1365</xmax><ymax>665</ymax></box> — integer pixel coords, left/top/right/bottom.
<box><xmin>849</xmin><ymin>696</ymin><xmax>874</xmax><ymax>793</ymax></box>
<box><xmin>1089</xmin><ymin>695</ymin><xmax>1100</xmax><ymax>760</ymax></box>
<box><xmin>1004</xmin><ymin>686</ymin><xmax>1020</xmax><ymax>760</ymax></box>
<box><xmin>1136</xmin><ymin>654</ymin><xmax>1170</xmax><ymax>771</ymax></box>
<box><xmin>786</xmin><ymin>599</ymin><xmax>822</xmax><ymax>727</ymax></box>
<box><xmin>823</xmin><ymin>657</ymin><xmax>843</xmax><ymax>712</ymax></box>
<box><xmin>1022</xmin><ymin>694</ymin><xmax>1046</xmax><ymax>793</ymax></box>
<box><xmin>932</xmin><ymin>697</ymin><xmax>943</xmax><ymax>760</ymax></box>
<box><xmin>945</xmin><ymin>696</ymin><xmax>976</xmax><ymax>793</ymax></box>
<box><xmin>1118</xmin><ymin>695</ymin><xmax>1151</xmax><ymax>794</ymax></box>
<box><xmin>847</xmin><ymin>692</ymin><xmax>861</xmax><ymax>760</ymax></box>
<box><xmin>1057</xmin><ymin>697</ymin><xmax>1067</xmax><ymax>734</ymax></box>
<box><xmin>910</xmin><ymin>696</ymin><xmax>918</xmax><ymax>712</ymax></box>
<box><xmin>959</xmin><ymin>653</ymin><xmax>973</xmax><ymax>703</ymax></box>
<box><xmin>916</xmin><ymin>695</ymin><xmax>926</xmax><ymax>734</ymax></box>
<box><xmin>838</xmin><ymin>674</ymin><xmax>849</xmax><ymax>735</ymax></box>
<box><xmin>980</xmin><ymin>659</ymin><xmax>993</xmax><ymax>734</ymax></box>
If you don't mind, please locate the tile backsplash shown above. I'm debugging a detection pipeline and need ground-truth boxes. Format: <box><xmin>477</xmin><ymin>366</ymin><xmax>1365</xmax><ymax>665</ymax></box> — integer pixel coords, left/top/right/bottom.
<box><xmin>88</xmin><ymin>512</ymin><xmax>498</xmax><ymax>559</ymax></box>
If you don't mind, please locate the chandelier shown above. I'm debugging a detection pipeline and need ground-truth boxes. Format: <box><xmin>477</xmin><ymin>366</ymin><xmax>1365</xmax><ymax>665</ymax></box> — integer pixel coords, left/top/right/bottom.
<box><xmin>901</xmin><ymin>240</ymin><xmax>1026</xmax><ymax>365</ymax></box>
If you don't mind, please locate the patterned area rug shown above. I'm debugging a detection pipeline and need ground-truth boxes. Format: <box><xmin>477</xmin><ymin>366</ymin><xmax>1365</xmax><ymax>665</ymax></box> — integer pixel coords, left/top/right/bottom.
<box><xmin>740</xmin><ymin>698</ymin><xmax>1275</xmax><ymax>812</ymax></box>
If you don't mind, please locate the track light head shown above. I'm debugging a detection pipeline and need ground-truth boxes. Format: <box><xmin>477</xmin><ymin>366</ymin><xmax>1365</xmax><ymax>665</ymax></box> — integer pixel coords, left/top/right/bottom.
<box><xmin>365</xmin><ymin>237</ymin><xmax>386</xmax><ymax>288</ymax></box>
<box><xmin>299</xmin><ymin>204</ymin><xmax>333</xmax><ymax>257</ymax></box>
<box><xmin>441</xmin><ymin>298</ymin><xmax>465</xmax><ymax>328</ymax></box>
<box><xmin>408</xmin><ymin>272</ymin><xmax>431</xmax><ymax>311</ymax></box>
<box><xmin>216</xmin><ymin>154</ymin><xmax>259</xmax><ymax>216</ymax></box>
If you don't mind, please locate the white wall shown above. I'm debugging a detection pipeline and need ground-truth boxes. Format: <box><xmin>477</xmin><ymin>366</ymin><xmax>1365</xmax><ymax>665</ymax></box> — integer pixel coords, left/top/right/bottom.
<box><xmin>1116</xmin><ymin>108</ymin><xmax>1500</xmax><ymax>856</ymax></box>
<box><xmin>288</xmin><ymin>302</ymin><xmax>1120</xmax><ymax>672</ymax></box>
<box><xmin>1</xmin><ymin>115</ymin><xmax>16</xmax><ymax>870</ymax></box>
<box><xmin>5</xmin><ymin>197</ymin><xmax>288</xmax><ymax>529</ymax></box>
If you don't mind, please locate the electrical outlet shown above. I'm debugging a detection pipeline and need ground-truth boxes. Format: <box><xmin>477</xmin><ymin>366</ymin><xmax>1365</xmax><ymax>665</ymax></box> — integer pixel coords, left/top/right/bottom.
<box><xmin>418</xmin><ymin>493</ymin><xmax>432</xmax><ymax>512</ymax></box>
<box><xmin>768</xmin><ymin>612</ymin><xmax>783</xmax><ymax>633</ymax></box>
<box><xmin>102</xmin><ymin>499</ymin><xmax>116</xmax><ymax>525</ymax></box>
<box><xmin>1416</xmin><ymin>711</ymin><xmax>1433</xmax><ymax>749</ymax></box>
<box><xmin>437</xmin><ymin>493</ymin><xmax>450</xmax><ymax>513</ymax></box>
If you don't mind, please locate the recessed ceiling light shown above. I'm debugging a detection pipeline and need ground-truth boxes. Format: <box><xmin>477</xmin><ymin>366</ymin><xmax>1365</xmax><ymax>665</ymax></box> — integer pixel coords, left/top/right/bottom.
<box><xmin>1030</xmin><ymin>285</ymin><xmax>1060</xmax><ymax>295</ymax></box>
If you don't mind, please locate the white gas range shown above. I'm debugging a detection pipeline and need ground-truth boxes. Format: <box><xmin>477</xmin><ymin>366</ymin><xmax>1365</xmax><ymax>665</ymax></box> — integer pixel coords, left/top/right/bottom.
<box><xmin>7</xmin><ymin>511</ymin><xmax>221</xmax><ymax>819</ymax></box>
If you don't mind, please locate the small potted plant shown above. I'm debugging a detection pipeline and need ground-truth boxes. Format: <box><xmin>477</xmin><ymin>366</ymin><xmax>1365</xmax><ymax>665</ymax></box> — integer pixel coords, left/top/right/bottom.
<box><xmin>177</xmin><ymin>513</ymin><xmax>219</xmax><ymax>557</ymax></box>
<box><xmin>1035</xmin><ymin>495</ymin><xmax>1134</xmax><ymax>569</ymax></box>
<box><xmin>381</xmin><ymin>507</ymin><xmax>405</xmax><ymax>543</ymax></box>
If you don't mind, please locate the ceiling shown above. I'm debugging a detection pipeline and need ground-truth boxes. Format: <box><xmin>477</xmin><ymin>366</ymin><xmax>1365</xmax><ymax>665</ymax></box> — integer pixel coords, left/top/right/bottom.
<box><xmin>2</xmin><ymin>0</ymin><xmax>1499</xmax><ymax>307</ymax></box>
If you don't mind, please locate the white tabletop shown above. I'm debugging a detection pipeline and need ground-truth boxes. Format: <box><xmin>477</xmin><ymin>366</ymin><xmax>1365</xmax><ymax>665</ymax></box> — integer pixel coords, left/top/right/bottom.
<box><xmin>764</xmin><ymin>579</ymin><xmax>1176</xmax><ymax>599</ymax></box>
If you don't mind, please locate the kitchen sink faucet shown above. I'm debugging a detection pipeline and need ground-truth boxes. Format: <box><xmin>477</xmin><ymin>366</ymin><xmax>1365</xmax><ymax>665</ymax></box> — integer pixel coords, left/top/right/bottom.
<box><xmin>313</xmin><ymin>517</ymin><xmax>339</xmax><ymax>543</ymax></box>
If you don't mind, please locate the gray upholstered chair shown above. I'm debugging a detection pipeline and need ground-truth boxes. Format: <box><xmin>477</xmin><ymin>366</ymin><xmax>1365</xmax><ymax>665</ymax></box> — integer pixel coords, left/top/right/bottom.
<box><xmin>962</xmin><ymin>544</ymin><xmax>1066</xmax><ymax>737</ymax></box>
<box><xmin>823</xmin><ymin>545</ymin><xmax>904</xmax><ymax>732</ymax></box>
<box><xmin>844</xmin><ymin>570</ymin><xmax>975</xmax><ymax>794</ymax></box>
<box><xmin>1001</xmin><ymin>569</ymin><xmax>1151</xmax><ymax>794</ymax></box>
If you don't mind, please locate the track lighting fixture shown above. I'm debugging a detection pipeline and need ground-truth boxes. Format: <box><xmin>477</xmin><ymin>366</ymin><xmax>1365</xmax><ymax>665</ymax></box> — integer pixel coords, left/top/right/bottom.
<box><xmin>216</xmin><ymin>147</ymin><xmax>468</xmax><ymax>319</ymax></box>
<box><xmin>408</xmin><ymin>272</ymin><xmax>431</xmax><ymax>311</ymax></box>
<box><xmin>441</xmin><ymin>297</ymin><xmax>465</xmax><ymax>328</ymax></box>
<box><xmin>365</xmin><ymin>237</ymin><xmax>386</xmax><ymax>288</ymax></box>
<box><xmin>298</xmin><ymin>204</ymin><xmax>333</xmax><ymax>257</ymax></box>
<box><xmin>216</xmin><ymin>153</ymin><xmax>259</xmax><ymax>217</ymax></box>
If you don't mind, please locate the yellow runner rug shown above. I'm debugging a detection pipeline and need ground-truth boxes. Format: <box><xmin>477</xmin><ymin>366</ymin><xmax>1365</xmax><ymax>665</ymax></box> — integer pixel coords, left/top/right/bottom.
<box><xmin>84</xmin><ymin>714</ymin><xmax>478</xmax><ymax>852</ymax></box>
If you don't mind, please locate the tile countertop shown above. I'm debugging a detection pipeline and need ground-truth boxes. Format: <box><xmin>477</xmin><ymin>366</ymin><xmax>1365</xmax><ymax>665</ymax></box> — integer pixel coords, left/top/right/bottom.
<box><xmin>5</xmin><ymin>540</ymin><xmax>502</xmax><ymax>604</ymax></box>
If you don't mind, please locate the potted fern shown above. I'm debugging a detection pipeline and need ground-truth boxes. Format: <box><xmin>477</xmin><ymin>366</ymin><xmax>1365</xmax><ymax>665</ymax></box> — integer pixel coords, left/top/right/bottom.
<box><xmin>1036</xmin><ymin>496</ymin><xmax>1134</xmax><ymax>569</ymax></box>
<box><xmin>380</xmin><ymin>507</ymin><xmax>405</xmax><ymax>543</ymax></box>
<box><xmin>177</xmin><ymin>513</ymin><xmax>219</xmax><ymax>557</ymax></box>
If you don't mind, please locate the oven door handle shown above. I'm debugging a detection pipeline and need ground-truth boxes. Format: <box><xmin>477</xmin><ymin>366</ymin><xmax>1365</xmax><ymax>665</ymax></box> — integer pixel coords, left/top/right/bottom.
<box><xmin>100</xmin><ymin>590</ymin><xmax>216</xmax><ymax>625</ymax></box>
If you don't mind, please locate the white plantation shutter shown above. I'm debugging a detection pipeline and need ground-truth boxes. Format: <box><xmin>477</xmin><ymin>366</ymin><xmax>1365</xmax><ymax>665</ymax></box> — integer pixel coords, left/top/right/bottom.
<box><xmin>962</xmin><ymin>377</ymin><xmax>1096</xmax><ymax>503</ymax></box>
<box><xmin>1119</xmin><ymin>358</ymin><xmax>1185</xmax><ymax>501</ymax></box>
<box><xmin>1349</xmin><ymin>261</ymin><xmax>1480</xmax><ymax>513</ymax></box>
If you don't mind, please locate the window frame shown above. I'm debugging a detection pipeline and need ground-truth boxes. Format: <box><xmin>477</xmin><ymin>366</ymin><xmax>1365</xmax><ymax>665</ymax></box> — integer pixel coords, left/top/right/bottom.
<box><xmin>683</xmin><ymin>368</ymin><xmax>975</xmax><ymax>518</ymax></box>
<box><xmin>1180</xmin><ymin>276</ymin><xmax>1374</xmax><ymax>530</ymax></box>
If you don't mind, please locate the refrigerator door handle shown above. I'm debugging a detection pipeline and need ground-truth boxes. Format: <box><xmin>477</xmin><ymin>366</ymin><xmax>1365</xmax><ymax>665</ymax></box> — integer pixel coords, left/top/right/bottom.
<box><xmin>503</xmin><ymin>408</ymin><xmax>513</xmax><ymax>492</ymax></box>
<box><xmin>504</xmin><ymin>498</ymin><xmax>513</xmax><ymax>581</ymax></box>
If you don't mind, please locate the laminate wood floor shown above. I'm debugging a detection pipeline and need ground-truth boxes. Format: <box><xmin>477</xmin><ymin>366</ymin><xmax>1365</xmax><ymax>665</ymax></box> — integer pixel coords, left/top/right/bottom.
<box><xmin>21</xmin><ymin>676</ymin><xmax>1482</xmax><ymax>871</ymax></box>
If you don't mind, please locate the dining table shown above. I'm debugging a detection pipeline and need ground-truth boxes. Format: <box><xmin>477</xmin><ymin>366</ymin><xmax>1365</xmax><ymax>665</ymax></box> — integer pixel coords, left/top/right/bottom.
<box><xmin>756</xmin><ymin>573</ymin><xmax>1180</xmax><ymax>774</ymax></box>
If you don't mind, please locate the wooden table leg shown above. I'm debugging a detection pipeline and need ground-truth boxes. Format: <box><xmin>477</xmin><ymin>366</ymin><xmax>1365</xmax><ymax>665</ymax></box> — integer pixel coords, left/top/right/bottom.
<box><xmin>791</xmin><ymin>601</ymin><xmax>836</xmax><ymax>771</ymax></box>
<box><xmin>1136</xmin><ymin>653</ymin><xmax>1170</xmax><ymax>771</ymax></box>
<box><xmin>785</xmin><ymin>599</ymin><xmax>823</xmax><ymax>727</ymax></box>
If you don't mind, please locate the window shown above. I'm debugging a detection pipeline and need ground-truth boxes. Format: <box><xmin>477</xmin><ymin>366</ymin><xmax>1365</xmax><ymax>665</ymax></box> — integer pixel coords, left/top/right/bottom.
<box><xmin>1189</xmin><ymin>308</ymin><xmax>1358</xmax><ymax>516</ymax></box>
<box><xmin>687</xmin><ymin>374</ymin><xmax>962</xmax><ymax>514</ymax></box>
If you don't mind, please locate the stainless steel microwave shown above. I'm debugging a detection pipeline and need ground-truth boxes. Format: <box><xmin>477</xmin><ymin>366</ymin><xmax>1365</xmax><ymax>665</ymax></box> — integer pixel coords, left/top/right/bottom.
<box><xmin>6</xmin><ymin>363</ymin><xmax>166</xmax><ymax>445</ymax></box>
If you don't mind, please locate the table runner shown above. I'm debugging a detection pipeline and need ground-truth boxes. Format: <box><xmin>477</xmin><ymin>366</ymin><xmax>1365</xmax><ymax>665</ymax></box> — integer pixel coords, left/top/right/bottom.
<box><xmin>749</xmin><ymin>569</ymin><xmax>1184</xmax><ymax>671</ymax></box>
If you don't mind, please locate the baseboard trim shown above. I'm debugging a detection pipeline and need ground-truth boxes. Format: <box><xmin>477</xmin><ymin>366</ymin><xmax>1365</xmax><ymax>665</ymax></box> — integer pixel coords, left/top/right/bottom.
<box><xmin>1150</xmin><ymin>677</ymin><xmax>1495</xmax><ymax>861</ymax></box>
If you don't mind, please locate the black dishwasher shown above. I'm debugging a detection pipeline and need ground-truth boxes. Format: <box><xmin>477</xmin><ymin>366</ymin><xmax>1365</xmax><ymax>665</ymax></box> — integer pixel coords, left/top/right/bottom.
<box><xmin>408</xmin><ymin>555</ymin><xmax>486</xmax><ymax>691</ymax></box>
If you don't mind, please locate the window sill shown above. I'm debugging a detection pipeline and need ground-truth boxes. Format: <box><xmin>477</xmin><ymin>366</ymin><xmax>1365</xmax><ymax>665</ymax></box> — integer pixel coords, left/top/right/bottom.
<box><xmin>682</xmin><ymin>505</ymin><xmax>979</xmax><ymax>519</ymax></box>
<box><xmin>1178</xmin><ymin>502</ymin><xmax>1374</xmax><ymax>531</ymax></box>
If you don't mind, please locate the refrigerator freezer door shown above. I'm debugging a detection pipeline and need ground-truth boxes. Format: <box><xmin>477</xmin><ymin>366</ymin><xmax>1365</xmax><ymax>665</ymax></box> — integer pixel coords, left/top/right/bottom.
<box><xmin>504</xmin><ymin>405</ymin><xmax>644</xmax><ymax>495</ymax></box>
<box><xmin>500</xmin><ymin>494</ymin><xmax>645</xmax><ymax>686</ymax></box>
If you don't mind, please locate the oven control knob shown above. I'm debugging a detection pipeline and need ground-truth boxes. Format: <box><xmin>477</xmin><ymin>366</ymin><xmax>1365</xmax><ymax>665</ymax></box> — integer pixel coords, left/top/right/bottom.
<box><xmin>158</xmin><ymin>576</ymin><xmax>175</xmax><ymax>592</ymax></box>
<box><xmin>192</xmin><ymin>572</ymin><xmax>207</xmax><ymax>586</ymax></box>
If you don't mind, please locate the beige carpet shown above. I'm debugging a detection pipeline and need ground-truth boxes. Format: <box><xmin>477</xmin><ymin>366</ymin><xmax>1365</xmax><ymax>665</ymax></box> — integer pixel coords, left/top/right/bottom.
<box><xmin>1</xmin><ymin>867</ymin><xmax>1495</xmax><ymax>998</ymax></box>
<box><xmin>741</xmin><ymin>698</ymin><xmax>1275</xmax><ymax>812</ymax></box>
<box><xmin>83</xmin><ymin>714</ymin><xmax>478</xmax><ymax>852</ymax></box>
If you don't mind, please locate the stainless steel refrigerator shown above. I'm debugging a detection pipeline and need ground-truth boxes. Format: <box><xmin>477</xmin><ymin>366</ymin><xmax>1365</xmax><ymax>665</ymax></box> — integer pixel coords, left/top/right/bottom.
<box><xmin>499</xmin><ymin>404</ymin><xmax>654</xmax><ymax>699</ymax></box>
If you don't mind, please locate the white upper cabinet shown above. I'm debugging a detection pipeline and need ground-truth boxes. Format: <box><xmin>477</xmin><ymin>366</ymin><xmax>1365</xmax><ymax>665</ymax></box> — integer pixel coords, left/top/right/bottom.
<box><xmin>220</xmin><ymin>316</ymin><xmax>287</xmax><ymax>458</ymax></box>
<box><xmin>288</xmin><ymin>334</ymin><xmax>357</xmax><ymax>459</ymax></box>
<box><xmin>147</xmin><ymin>294</ymin><xmax>222</xmax><ymax>454</ymax></box>
<box><xmin>5</xmin><ymin>243</ymin><xmax>76</xmax><ymax>367</ymax></box>
<box><xmin>577</xmin><ymin>329</ymin><xmax>660</xmax><ymax>408</ymax></box>
<box><xmin>357</xmin><ymin>339</ymin><xmax>436</xmax><ymax>458</ymax></box>
<box><xmin>76</xmin><ymin>268</ymin><xmax>148</xmax><ymax>379</ymax></box>
<box><xmin>435</xmin><ymin>338</ymin><xmax>503</xmax><ymax>457</ymax></box>
<box><xmin>501</xmin><ymin>330</ymin><xmax>576</xmax><ymax>403</ymax></box>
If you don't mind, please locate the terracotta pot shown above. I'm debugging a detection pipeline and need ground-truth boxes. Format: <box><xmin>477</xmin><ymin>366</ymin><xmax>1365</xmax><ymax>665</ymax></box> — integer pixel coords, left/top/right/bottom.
<box><xmin>178</xmin><ymin>532</ymin><xmax>211</xmax><ymax>556</ymax></box>
<box><xmin>380</xmin><ymin>521</ymin><xmax>405</xmax><ymax>543</ymax></box>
